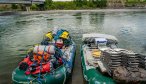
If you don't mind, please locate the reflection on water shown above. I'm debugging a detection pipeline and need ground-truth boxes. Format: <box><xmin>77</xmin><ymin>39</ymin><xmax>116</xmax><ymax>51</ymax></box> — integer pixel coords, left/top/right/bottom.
<box><xmin>0</xmin><ymin>11</ymin><xmax>146</xmax><ymax>83</ymax></box>
<box><xmin>89</xmin><ymin>13</ymin><xmax>105</xmax><ymax>32</ymax></box>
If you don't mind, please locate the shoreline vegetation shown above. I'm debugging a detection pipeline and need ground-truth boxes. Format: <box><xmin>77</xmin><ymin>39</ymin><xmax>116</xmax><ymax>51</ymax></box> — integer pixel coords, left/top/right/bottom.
<box><xmin>0</xmin><ymin>1</ymin><xmax>106</xmax><ymax>11</ymax></box>
<box><xmin>0</xmin><ymin>0</ymin><xmax>146</xmax><ymax>11</ymax></box>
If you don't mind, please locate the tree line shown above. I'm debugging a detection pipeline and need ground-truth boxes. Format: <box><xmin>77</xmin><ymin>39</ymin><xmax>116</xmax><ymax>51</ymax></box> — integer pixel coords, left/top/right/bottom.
<box><xmin>31</xmin><ymin>0</ymin><xmax>107</xmax><ymax>10</ymax></box>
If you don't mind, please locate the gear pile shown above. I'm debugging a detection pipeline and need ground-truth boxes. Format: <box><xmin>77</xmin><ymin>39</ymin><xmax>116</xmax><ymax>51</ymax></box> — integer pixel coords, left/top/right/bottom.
<box><xmin>101</xmin><ymin>49</ymin><xmax>146</xmax><ymax>82</ymax></box>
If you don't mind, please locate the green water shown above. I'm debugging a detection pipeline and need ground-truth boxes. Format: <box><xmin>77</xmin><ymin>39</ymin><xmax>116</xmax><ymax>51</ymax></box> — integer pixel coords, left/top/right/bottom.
<box><xmin>0</xmin><ymin>11</ymin><xmax>146</xmax><ymax>84</ymax></box>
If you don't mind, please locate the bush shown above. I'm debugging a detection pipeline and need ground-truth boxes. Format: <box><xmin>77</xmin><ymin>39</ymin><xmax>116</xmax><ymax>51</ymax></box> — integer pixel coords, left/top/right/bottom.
<box><xmin>44</xmin><ymin>0</ymin><xmax>53</xmax><ymax>9</ymax></box>
<box><xmin>93</xmin><ymin>0</ymin><xmax>107</xmax><ymax>8</ymax></box>
<box><xmin>127</xmin><ymin>0</ymin><xmax>146</xmax><ymax>2</ymax></box>
<box><xmin>47</xmin><ymin>2</ymin><xmax>77</xmax><ymax>10</ymax></box>
<box><xmin>12</xmin><ymin>4</ymin><xmax>18</xmax><ymax>9</ymax></box>
<box><xmin>31</xmin><ymin>4</ymin><xmax>38</xmax><ymax>10</ymax></box>
<box><xmin>74</xmin><ymin>0</ymin><xmax>83</xmax><ymax>7</ymax></box>
<box><xmin>125</xmin><ymin>0</ymin><xmax>146</xmax><ymax>7</ymax></box>
<box><xmin>0</xmin><ymin>5</ymin><xmax>11</xmax><ymax>11</ymax></box>
<box><xmin>30</xmin><ymin>1</ymin><xmax>107</xmax><ymax>10</ymax></box>
<box><xmin>87</xmin><ymin>2</ymin><xmax>96</xmax><ymax>8</ymax></box>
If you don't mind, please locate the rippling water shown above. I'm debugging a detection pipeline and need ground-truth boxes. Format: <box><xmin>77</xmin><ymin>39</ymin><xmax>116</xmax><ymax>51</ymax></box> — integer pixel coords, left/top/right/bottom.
<box><xmin>0</xmin><ymin>11</ymin><xmax>146</xmax><ymax>84</ymax></box>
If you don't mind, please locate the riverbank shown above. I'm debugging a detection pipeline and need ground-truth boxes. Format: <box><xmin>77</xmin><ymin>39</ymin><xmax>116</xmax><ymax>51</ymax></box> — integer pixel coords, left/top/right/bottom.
<box><xmin>0</xmin><ymin>0</ymin><xmax>146</xmax><ymax>11</ymax></box>
<box><xmin>1</xmin><ymin>9</ymin><xmax>146</xmax><ymax>16</ymax></box>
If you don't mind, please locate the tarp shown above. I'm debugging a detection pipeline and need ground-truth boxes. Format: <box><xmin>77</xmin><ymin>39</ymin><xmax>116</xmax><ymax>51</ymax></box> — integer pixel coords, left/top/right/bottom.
<box><xmin>82</xmin><ymin>33</ymin><xmax>118</xmax><ymax>42</ymax></box>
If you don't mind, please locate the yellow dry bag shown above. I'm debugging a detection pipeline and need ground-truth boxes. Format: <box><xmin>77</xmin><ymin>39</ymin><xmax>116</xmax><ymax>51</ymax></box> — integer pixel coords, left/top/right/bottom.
<box><xmin>60</xmin><ymin>31</ymin><xmax>69</xmax><ymax>39</ymax></box>
<box><xmin>45</xmin><ymin>32</ymin><xmax>53</xmax><ymax>40</ymax></box>
<box><xmin>92</xmin><ymin>49</ymin><xmax>101</xmax><ymax>58</ymax></box>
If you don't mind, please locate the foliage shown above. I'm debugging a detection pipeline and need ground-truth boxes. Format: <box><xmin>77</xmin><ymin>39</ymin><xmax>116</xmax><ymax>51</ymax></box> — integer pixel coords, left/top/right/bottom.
<box><xmin>43</xmin><ymin>0</ymin><xmax>105</xmax><ymax>10</ymax></box>
<box><xmin>0</xmin><ymin>5</ymin><xmax>11</xmax><ymax>11</ymax></box>
<box><xmin>44</xmin><ymin>0</ymin><xmax>53</xmax><ymax>9</ymax></box>
<box><xmin>31</xmin><ymin>4</ymin><xmax>38</xmax><ymax>10</ymax></box>
<box><xmin>1</xmin><ymin>0</ymin><xmax>146</xmax><ymax>11</ymax></box>
<box><xmin>11</xmin><ymin>4</ymin><xmax>18</xmax><ymax>9</ymax></box>
<box><xmin>95</xmin><ymin>0</ymin><xmax>107</xmax><ymax>8</ymax></box>
<box><xmin>1</xmin><ymin>0</ymin><xmax>107</xmax><ymax>11</ymax></box>
<box><xmin>52</xmin><ymin>2</ymin><xmax>77</xmax><ymax>9</ymax></box>
<box><xmin>127</xmin><ymin>0</ymin><xmax>146</xmax><ymax>2</ymax></box>
<box><xmin>125</xmin><ymin>0</ymin><xmax>146</xmax><ymax>7</ymax></box>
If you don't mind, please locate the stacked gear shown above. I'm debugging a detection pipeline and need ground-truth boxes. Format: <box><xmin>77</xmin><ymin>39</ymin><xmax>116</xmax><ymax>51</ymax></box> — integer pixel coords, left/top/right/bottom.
<box><xmin>41</xmin><ymin>29</ymin><xmax>72</xmax><ymax>48</ymax></box>
<box><xmin>139</xmin><ymin>55</ymin><xmax>146</xmax><ymax>69</ymax></box>
<box><xmin>12</xmin><ymin>29</ymin><xmax>76</xmax><ymax>84</ymax></box>
<box><xmin>121</xmin><ymin>50</ymin><xmax>139</xmax><ymax>70</ymax></box>
<box><xmin>101</xmin><ymin>49</ymin><xmax>146</xmax><ymax>82</ymax></box>
<box><xmin>102</xmin><ymin>49</ymin><xmax>122</xmax><ymax>75</ymax></box>
<box><xmin>19</xmin><ymin>44</ymin><xmax>63</xmax><ymax>75</ymax></box>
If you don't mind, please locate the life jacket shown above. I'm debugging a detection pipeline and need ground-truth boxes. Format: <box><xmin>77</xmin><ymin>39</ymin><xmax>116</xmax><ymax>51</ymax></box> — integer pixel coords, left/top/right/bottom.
<box><xmin>33</xmin><ymin>51</ymin><xmax>51</xmax><ymax>63</ymax></box>
<box><xmin>19</xmin><ymin>56</ymin><xmax>33</xmax><ymax>71</ymax></box>
<box><xmin>25</xmin><ymin>62</ymin><xmax>52</xmax><ymax>75</ymax></box>
<box><xmin>19</xmin><ymin>56</ymin><xmax>33</xmax><ymax>66</ymax></box>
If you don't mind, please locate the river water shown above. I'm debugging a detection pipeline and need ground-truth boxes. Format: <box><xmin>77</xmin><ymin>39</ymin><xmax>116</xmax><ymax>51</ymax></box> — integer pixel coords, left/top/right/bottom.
<box><xmin>0</xmin><ymin>10</ymin><xmax>146</xmax><ymax>84</ymax></box>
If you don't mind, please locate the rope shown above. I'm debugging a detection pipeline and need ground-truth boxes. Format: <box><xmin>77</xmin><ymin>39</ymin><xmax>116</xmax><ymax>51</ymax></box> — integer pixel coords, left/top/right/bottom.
<box><xmin>55</xmin><ymin>46</ymin><xmax>72</xmax><ymax>74</ymax></box>
<box><xmin>26</xmin><ymin>75</ymin><xmax>37</xmax><ymax>84</ymax></box>
<box><xmin>25</xmin><ymin>45</ymin><xmax>41</xmax><ymax>83</ymax></box>
<box><xmin>26</xmin><ymin>45</ymin><xmax>46</xmax><ymax>84</ymax></box>
<box><xmin>55</xmin><ymin>47</ymin><xmax>67</xmax><ymax>64</ymax></box>
<box><xmin>37</xmin><ymin>45</ymin><xmax>47</xmax><ymax>84</ymax></box>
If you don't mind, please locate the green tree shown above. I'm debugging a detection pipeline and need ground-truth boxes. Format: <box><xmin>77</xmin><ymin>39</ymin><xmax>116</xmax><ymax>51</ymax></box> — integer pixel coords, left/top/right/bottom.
<box><xmin>44</xmin><ymin>0</ymin><xmax>53</xmax><ymax>9</ymax></box>
<box><xmin>11</xmin><ymin>4</ymin><xmax>18</xmax><ymax>9</ymax></box>
<box><xmin>74</xmin><ymin>0</ymin><xmax>83</xmax><ymax>7</ymax></box>
<box><xmin>93</xmin><ymin>0</ymin><xmax>107</xmax><ymax>8</ymax></box>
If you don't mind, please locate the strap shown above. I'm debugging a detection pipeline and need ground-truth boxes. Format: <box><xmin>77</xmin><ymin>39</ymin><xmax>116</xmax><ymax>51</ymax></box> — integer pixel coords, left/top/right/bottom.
<box><xmin>47</xmin><ymin>46</ymin><xmax>51</xmax><ymax>54</ymax></box>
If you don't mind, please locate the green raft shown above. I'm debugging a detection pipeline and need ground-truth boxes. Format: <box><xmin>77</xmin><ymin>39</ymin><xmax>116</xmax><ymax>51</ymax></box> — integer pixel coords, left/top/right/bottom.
<box><xmin>12</xmin><ymin>29</ymin><xmax>76</xmax><ymax>84</ymax></box>
<box><xmin>81</xmin><ymin>46</ymin><xmax>115</xmax><ymax>84</ymax></box>
<box><xmin>12</xmin><ymin>42</ymin><xmax>76</xmax><ymax>84</ymax></box>
<box><xmin>81</xmin><ymin>33</ymin><xmax>146</xmax><ymax>84</ymax></box>
<box><xmin>12</xmin><ymin>66</ymin><xmax>68</xmax><ymax>84</ymax></box>
<box><xmin>81</xmin><ymin>33</ymin><xmax>116</xmax><ymax>84</ymax></box>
